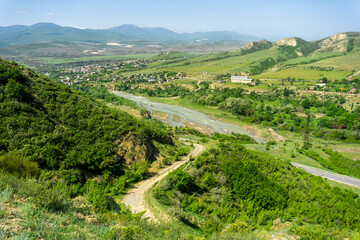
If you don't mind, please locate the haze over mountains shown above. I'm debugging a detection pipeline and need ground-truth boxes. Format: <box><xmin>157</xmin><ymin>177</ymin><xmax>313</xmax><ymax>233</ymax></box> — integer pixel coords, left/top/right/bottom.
<box><xmin>0</xmin><ymin>22</ymin><xmax>261</xmax><ymax>47</ymax></box>
<box><xmin>0</xmin><ymin>22</ymin><xmax>359</xmax><ymax>60</ymax></box>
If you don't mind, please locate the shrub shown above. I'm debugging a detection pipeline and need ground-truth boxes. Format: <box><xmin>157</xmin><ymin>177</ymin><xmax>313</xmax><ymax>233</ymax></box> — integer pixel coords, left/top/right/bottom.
<box><xmin>31</xmin><ymin>182</ymin><xmax>72</xmax><ymax>212</ymax></box>
<box><xmin>0</xmin><ymin>151</ymin><xmax>41</xmax><ymax>177</ymax></box>
<box><xmin>108</xmin><ymin>225</ymin><xmax>144</xmax><ymax>240</ymax></box>
<box><xmin>0</xmin><ymin>186</ymin><xmax>12</xmax><ymax>203</ymax></box>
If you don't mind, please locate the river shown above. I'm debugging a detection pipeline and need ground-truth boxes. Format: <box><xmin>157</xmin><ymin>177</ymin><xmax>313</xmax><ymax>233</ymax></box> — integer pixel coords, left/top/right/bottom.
<box><xmin>112</xmin><ymin>91</ymin><xmax>265</xmax><ymax>143</ymax></box>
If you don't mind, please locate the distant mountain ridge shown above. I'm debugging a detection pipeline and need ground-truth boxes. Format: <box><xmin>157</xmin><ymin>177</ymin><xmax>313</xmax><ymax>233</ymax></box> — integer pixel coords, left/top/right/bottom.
<box><xmin>0</xmin><ymin>22</ymin><xmax>261</xmax><ymax>46</ymax></box>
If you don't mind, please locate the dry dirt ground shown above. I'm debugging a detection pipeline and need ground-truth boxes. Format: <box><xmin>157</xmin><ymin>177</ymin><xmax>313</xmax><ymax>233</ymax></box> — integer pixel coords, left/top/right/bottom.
<box><xmin>122</xmin><ymin>144</ymin><xmax>206</xmax><ymax>223</ymax></box>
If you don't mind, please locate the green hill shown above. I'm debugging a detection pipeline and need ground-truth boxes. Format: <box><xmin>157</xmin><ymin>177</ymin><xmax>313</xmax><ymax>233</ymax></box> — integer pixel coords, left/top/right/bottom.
<box><xmin>154</xmin><ymin>140</ymin><xmax>360</xmax><ymax>238</ymax></box>
<box><xmin>0</xmin><ymin>58</ymin><xmax>204</xmax><ymax>239</ymax></box>
<box><xmin>133</xmin><ymin>32</ymin><xmax>360</xmax><ymax>80</ymax></box>
<box><xmin>1</xmin><ymin>59</ymin><xmax>360</xmax><ymax>239</ymax></box>
<box><xmin>0</xmin><ymin>58</ymin><xmax>176</xmax><ymax>180</ymax></box>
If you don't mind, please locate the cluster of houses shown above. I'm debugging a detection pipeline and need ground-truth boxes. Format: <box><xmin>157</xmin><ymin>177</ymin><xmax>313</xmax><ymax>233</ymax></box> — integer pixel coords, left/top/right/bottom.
<box><xmin>122</xmin><ymin>72</ymin><xmax>186</xmax><ymax>84</ymax></box>
<box><xmin>49</xmin><ymin>57</ymin><xmax>192</xmax><ymax>86</ymax></box>
<box><xmin>55</xmin><ymin>63</ymin><xmax>186</xmax><ymax>86</ymax></box>
<box><xmin>307</xmin><ymin>83</ymin><xmax>358</xmax><ymax>94</ymax></box>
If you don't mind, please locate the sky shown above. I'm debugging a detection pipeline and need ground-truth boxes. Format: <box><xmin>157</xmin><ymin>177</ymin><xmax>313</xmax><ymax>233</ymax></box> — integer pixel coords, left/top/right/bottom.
<box><xmin>1</xmin><ymin>0</ymin><xmax>359</xmax><ymax>40</ymax></box>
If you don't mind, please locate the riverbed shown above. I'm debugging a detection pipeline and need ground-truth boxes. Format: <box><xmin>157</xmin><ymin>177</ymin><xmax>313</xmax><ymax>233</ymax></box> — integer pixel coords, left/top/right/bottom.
<box><xmin>112</xmin><ymin>91</ymin><xmax>266</xmax><ymax>143</ymax></box>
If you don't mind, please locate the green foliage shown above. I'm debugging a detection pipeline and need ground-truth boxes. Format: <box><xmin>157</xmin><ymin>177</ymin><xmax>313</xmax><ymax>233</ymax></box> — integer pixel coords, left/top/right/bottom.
<box><xmin>249</xmin><ymin>57</ymin><xmax>276</xmax><ymax>75</ymax></box>
<box><xmin>71</xmin><ymin>84</ymin><xmax>137</xmax><ymax>107</ymax></box>
<box><xmin>0</xmin><ymin>58</ymin><xmax>174</xmax><ymax>180</ymax></box>
<box><xmin>0</xmin><ymin>61</ymin><xmax>28</xmax><ymax>85</ymax></box>
<box><xmin>5</xmin><ymin>78</ymin><xmax>29</xmax><ymax>101</ymax></box>
<box><xmin>154</xmin><ymin>141</ymin><xmax>360</xmax><ymax>238</ymax></box>
<box><xmin>82</xmin><ymin>180</ymin><xmax>114</xmax><ymax>211</ymax></box>
<box><xmin>223</xmin><ymin>161</ymin><xmax>289</xmax><ymax>210</ymax></box>
<box><xmin>0</xmin><ymin>186</ymin><xmax>13</xmax><ymax>203</ymax></box>
<box><xmin>0</xmin><ymin>151</ymin><xmax>41</xmax><ymax>177</ymax></box>
<box><xmin>301</xmin><ymin>148</ymin><xmax>360</xmax><ymax>178</ymax></box>
<box><xmin>31</xmin><ymin>182</ymin><xmax>72</xmax><ymax>212</ymax></box>
<box><xmin>108</xmin><ymin>225</ymin><xmax>144</xmax><ymax>240</ymax></box>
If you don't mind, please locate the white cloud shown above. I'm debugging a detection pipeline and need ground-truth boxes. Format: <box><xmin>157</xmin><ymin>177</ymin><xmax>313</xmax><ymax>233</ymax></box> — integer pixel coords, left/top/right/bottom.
<box><xmin>15</xmin><ymin>10</ymin><xmax>27</xmax><ymax>14</ymax></box>
<box><xmin>47</xmin><ymin>12</ymin><xmax>55</xmax><ymax>16</ymax></box>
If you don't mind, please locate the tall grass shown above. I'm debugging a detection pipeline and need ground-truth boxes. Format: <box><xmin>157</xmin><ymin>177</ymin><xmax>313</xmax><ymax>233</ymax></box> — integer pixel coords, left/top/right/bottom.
<box><xmin>0</xmin><ymin>186</ymin><xmax>13</xmax><ymax>203</ymax></box>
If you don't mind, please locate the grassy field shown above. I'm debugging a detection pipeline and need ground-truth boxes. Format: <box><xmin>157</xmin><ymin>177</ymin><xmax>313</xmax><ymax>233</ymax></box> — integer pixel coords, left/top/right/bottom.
<box><xmin>129</xmin><ymin>48</ymin><xmax>281</xmax><ymax>76</ymax></box>
<box><xmin>255</xmin><ymin>67</ymin><xmax>351</xmax><ymax>80</ymax></box>
<box><xmin>124</xmin><ymin>45</ymin><xmax>360</xmax><ymax>81</ymax></box>
<box><xmin>281</xmin><ymin>52</ymin><xmax>344</xmax><ymax>65</ymax></box>
<box><xmin>304</xmin><ymin>52</ymin><xmax>360</xmax><ymax>71</ymax></box>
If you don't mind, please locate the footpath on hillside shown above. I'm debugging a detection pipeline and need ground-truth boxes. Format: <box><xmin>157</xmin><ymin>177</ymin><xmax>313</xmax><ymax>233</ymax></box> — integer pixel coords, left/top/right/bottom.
<box><xmin>122</xmin><ymin>143</ymin><xmax>205</xmax><ymax>223</ymax></box>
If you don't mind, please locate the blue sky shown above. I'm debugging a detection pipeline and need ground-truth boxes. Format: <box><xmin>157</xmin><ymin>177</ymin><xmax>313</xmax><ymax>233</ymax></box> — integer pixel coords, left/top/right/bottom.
<box><xmin>1</xmin><ymin>0</ymin><xmax>359</xmax><ymax>40</ymax></box>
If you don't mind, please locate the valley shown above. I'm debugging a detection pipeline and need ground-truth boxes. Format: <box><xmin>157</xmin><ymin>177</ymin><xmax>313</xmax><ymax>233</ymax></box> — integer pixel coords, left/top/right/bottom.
<box><xmin>112</xmin><ymin>91</ymin><xmax>265</xmax><ymax>143</ymax></box>
<box><xmin>1</xmin><ymin>27</ymin><xmax>360</xmax><ymax>239</ymax></box>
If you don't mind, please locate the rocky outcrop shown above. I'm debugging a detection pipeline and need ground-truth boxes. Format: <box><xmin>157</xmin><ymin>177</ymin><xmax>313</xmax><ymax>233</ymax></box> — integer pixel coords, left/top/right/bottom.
<box><xmin>316</xmin><ymin>33</ymin><xmax>348</xmax><ymax>53</ymax></box>
<box><xmin>241</xmin><ymin>39</ymin><xmax>273</xmax><ymax>54</ymax></box>
<box><xmin>115</xmin><ymin>133</ymin><xmax>157</xmax><ymax>165</ymax></box>
<box><xmin>275</xmin><ymin>37</ymin><xmax>307</xmax><ymax>47</ymax></box>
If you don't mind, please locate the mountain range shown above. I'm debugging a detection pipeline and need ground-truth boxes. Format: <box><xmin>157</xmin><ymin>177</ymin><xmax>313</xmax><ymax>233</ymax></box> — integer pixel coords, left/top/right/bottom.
<box><xmin>0</xmin><ymin>23</ymin><xmax>261</xmax><ymax>47</ymax></box>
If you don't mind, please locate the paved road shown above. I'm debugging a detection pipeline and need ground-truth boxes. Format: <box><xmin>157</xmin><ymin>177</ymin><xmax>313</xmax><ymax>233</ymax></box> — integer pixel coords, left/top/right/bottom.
<box><xmin>122</xmin><ymin>144</ymin><xmax>206</xmax><ymax>223</ymax></box>
<box><xmin>292</xmin><ymin>162</ymin><xmax>360</xmax><ymax>188</ymax></box>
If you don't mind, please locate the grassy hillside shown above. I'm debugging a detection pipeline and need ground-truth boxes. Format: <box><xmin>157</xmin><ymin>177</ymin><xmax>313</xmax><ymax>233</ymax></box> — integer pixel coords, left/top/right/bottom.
<box><xmin>154</xmin><ymin>139</ymin><xmax>360</xmax><ymax>238</ymax></box>
<box><xmin>115</xmin><ymin>32</ymin><xmax>360</xmax><ymax>80</ymax></box>
<box><xmin>0</xmin><ymin>59</ymin><xmax>179</xmax><ymax>177</ymax></box>
<box><xmin>0</xmin><ymin>58</ymin><xmax>209</xmax><ymax>239</ymax></box>
<box><xmin>0</xmin><ymin>59</ymin><xmax>193</xmax><ymax>209</ymax></box>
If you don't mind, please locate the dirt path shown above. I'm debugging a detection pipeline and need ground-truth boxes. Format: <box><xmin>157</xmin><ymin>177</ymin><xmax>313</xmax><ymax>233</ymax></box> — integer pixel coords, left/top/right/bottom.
<box><xmin>347</xmin><ymin>70</ymin><xmax>360</xmax><ymax>80</ymax></box>
<box><xmin>122</xmin><ymin>143</ymin><xmax>206</xmax><ymax>223</ymax></box>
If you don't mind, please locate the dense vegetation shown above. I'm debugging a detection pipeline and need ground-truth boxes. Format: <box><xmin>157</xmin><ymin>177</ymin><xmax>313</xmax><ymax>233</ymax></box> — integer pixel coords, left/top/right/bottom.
<box><xmin>125</xmin><ymin>82</ymin><xmax>360</xmax><ymax>143</ymax></box>
<box><xmin>154</xmin><ymin>140</ymin><xmax>360</xmax><ymax>238</ymax></box>
<box><xmin>0</xmin><ymin>60</ymin><xmax>183</xmax><ymax>210</ymax></box>
<box><xmin>70</xmin><ymin>84</ymin><xmax>137</xmax><ymax>107</ymax></box>
<box><xmin>0</xmin><ymin>59</ymin><xmax>205</xmax><ymax>239</ymax></box>
<box><xmin>0</xmin><ymin>59</ymin><xmax>176</xmax><ymax>178</ymax></box>
<box><xmin>300</xmin><ymin>148</ymin><xmax>360</xmax><ymax>179</ymax></box>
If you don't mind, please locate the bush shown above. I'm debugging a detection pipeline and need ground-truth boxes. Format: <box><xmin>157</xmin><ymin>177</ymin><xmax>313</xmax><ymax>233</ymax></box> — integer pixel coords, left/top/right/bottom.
<box><xmin>0</xmin><ymin>151</ymin><xmax>41</xmax><ymax>177</ymax></box>
<box><xmin>108</xmin><ymin>225</ymin><xmax>144</xmax><ymax>240</ymax></box>
<box><xmin>0</xmin><ymin>186</ymin><xmax>13</xmax><ymax>203</ymax></box>
<box><xmin>31</xmin><ymin>182</ymin><xmax>72</xmax><ymax>212</ymax></box>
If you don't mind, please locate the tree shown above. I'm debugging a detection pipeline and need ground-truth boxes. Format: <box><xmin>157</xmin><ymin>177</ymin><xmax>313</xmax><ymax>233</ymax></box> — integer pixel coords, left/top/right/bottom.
<box><xmin>303</xmin><ymin>111</ymin><xmax>312</xmax><ymax>149</ymax></box>
<box><xmin>5</xmin><ymin>78</ymin><xmax>27</xmax><ymax>101</ymax></box>
<box><xmin>140</xmin><ymin>109</ymin><xmax>152</xmax><ymax>119</ymax></box>
<box><xmin>301</xmin><ymin>98</ymin><xmax>311</xmax><ymax>109</ymax></box>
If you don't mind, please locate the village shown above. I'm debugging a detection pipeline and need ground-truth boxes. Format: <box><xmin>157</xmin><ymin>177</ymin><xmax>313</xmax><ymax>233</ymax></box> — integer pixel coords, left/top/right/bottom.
<box><xmin>44</xmin><ymin>58</ymin><xmax>360</xmax><ymax>96</ymax></box>
<box><xmin>46</xmin><ymin>59</ymin><xmax>188</xmax><ymax>86</ymax></box>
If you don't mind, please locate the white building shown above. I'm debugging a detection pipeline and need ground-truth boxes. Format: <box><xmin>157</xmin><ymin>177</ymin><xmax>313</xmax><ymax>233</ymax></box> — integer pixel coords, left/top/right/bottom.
<box><xmin>231</xmin><ymin>76</ymin><xmax>252</xmax><ymax>84</ymax></box>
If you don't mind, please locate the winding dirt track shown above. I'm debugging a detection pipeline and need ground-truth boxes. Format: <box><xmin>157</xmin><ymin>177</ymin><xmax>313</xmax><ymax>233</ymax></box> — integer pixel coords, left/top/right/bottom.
<box><xmin>122</xmin><ymin>143</ymin><xmax>205</xmax><ymax>223</ymax></box>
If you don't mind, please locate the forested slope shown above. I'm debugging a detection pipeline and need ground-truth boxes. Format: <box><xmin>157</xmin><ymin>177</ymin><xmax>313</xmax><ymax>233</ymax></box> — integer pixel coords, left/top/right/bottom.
<box><xmin>0</xmin><ymin>59</ymin><xmax>176</xmax><ymax>180</ymax></box>
<box><xmin>0</xmin><ymin>59</ymin><xmax>204</xmax><ymax>239</ymax></box>
<box><xmin>154</xmin><ymin>140</ymin><xmax>360</xmax><ymax>238</ymax></box>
